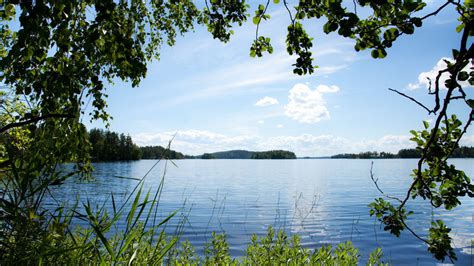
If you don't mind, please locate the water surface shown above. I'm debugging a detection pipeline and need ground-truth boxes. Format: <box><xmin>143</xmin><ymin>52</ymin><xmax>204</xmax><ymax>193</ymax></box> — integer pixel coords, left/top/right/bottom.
<box><xmin>47</xmin><ymin>159</ymin><xmax>474</xmax><ymax>265</ymax></box>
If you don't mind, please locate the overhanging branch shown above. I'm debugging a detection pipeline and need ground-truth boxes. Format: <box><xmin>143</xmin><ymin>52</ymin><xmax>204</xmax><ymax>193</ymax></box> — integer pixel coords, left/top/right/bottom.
<box><xmin>0</xmin><ymin>114</ymin><xmax>75</xmax><ymax>134</ymax></box>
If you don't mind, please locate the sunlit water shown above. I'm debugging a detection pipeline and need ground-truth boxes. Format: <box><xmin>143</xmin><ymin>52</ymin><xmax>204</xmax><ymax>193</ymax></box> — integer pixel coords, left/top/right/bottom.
<box><xmin>46</xmin><ymin>159</ymin><xmax>473</xmax><ymax>265</ymax></box>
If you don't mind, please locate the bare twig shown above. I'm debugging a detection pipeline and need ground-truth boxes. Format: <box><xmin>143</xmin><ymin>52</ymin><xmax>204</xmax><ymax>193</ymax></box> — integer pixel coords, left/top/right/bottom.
<box><xmin>283</xmin><ymin>0</ymin><xmax>295</xmax><ymax>23</ymax></box>
<box><xmin>388</xmin><ymin>88</ymin><xmax>434</xmax><ymax>114</ymax></box>
<box><xmin>370</xmin><ymin>162</ymin><xmax>403</xmax><ymax>203</ymax></box>
<box><xmin>255</xmin><ymin>0</ymin><xmax>271</xmax><ymax>41</ymax></box>
<box><xmin>420</xmin><ymin>1</ymin><xmax>452</xmax><ymax>20</ymax></box>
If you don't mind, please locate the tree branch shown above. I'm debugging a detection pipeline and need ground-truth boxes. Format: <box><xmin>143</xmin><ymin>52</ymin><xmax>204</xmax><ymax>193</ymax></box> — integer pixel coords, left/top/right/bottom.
<box><xmin>388</xmin><ymin>88</ymin><xmax>434</xmax><ymax>114</ymax></box>
<box><xmin>420</xmin><ymin>1</ymin><xmax>452</xmax><ymax>21</ymax></box>
<box><xmin>370</xmin><ymin>162</ymin><xmax>403</xmax><ymax>203</ymax></box>
<box><xmin>1</xmin><ymin>114</ymin><xmax>75</xmax><ymax>134</ymax></box>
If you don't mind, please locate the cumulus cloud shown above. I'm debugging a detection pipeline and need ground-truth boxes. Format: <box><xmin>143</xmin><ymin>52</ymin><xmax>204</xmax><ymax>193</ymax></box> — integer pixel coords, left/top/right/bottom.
<box><xmin>254</xmin><ymin>96</ymin><xmax>279</xmax><ymax>107</ymax></box>
<box><xmin>284</xmin><ymin>83</ymin><xmax>339</xmax><ymax>124</ymax></box>
<box><xmin>407</xmin><ymin>57</ymin><xmax>473</xmax><ymax>90</ymax></box>
<box><xmin>133</xmin><ymin>130</ymin><xmax>415</xmax><ymax>157</ymax></box>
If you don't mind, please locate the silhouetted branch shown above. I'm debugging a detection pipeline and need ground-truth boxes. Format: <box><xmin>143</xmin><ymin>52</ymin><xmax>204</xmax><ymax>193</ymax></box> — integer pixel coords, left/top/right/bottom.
<box><xmin>388</xmin><ymin>88</ymin><xmax>434</xmax><ymax>114</ymax></box>
<box><xmin>370</xmin><ymin>162</ymin><xmax>403</xmax><ymax>203</ymax></box>
<box><xmin>0</xmin><ymin>114</ymin><xmax>75</xmax><ymax>134</ymax></box>
<box><xmin>420</xmin><ymin>1</ymin><xmax>452</xmax><ymax>20</ymax></box>
<box><xmin>255</xmin><ymin>0</ymin><xmax>271</xmax><ymax>41</ymax></box>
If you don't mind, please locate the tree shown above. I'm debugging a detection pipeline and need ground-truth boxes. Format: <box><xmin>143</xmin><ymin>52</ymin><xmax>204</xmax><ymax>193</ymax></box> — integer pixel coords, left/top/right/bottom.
<box><xmin>87</xmin><ymin>128</ymin><xmax>142</xmax><ymax>161</ymax></box>
<box><xmin>201</xmin><ymin>153</ymin><xmax>216</xmax><ymax>159</ymax></box>
<box><xmin>251</xmin><ymin>150</ymin><xmax>297</xmax><ymax>159</ymax></box>
<box><xmin>0</xmin><ymin>0</ymin><xmax>472</xmax><ymax>262</ymax></box>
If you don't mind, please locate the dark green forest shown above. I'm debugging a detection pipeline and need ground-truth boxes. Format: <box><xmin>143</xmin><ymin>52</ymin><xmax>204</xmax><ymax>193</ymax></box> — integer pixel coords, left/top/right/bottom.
<box><xmin>88</xmin><ymin>129</ymin><xmax>184</xmax><ymax>161</ymax></box>
<box><xmin>191</xmin><ymin>150</ymin><xmax>297</xmax><ymax>159</ymax></box>
<box><xmin>332</xmin><ymin>147</ymin><xmax>474</xmax><ymax>159</ymax></box>
<box><xmin>251</xmin><ymin>150</ymin><xmax>297</xmax><ymax>159</ymax></box>
<box><xmin>199</xmin><ymin>150</ymin><xmax>254</xmax><ymax>159</ymax></box>
<box><xmin>88</xmin><ymin>129</ymin><xmax>141</xmax><ymax>161</ymax></box>
<box><xmin>140</xmin><ymin>145</ymin><xmax>185</xmax><ymax>160</ymax></box>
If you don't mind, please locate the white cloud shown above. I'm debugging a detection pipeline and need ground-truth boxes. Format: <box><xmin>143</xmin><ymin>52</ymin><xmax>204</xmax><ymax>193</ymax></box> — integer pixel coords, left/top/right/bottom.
<box><xmin>316</xmin><ymin>85</ymin><xmax>340</xmax><ymax>93</ymax></box>
<box><xmin>460</xmin><ymin>134</ymin><xmax>474</xmax><ymax>147</ymax></box>
<box><xmin>162</xmin><ymin>51</ymin><xmax>349</xmax><ymax>107</ymax></box>
<box><xmin>133</xmin><ymin>130</ymin><xmax>415</xmax><ymax>157</ymax></box>
<box><xmin>284</xmin><ymin>83</ymin><xmax>339</xmax><ymax>124</ymax></box>
<box><xmin>276</xmin><ymin>124</ymin><xmax>284</xmax><ymax>128</ymax></box>
<box><xmin>407</xmin><ymin>57</ymin><xmax>473</xmax><ymax>90</ymax></box>
<box><xmin>254</xmin><ymin>96</ymin><xmax>279</xmax><ymax>107</ymax></box>
<box><xmin>257</xmin><ymin>120</ymin><xmax>264</xmax><ymax>124</ymax></box>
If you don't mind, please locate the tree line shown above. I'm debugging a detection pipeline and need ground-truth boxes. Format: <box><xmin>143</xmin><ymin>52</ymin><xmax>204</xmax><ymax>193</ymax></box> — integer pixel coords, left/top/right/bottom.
<box><xmin>332</xmin><ymin>147</ymin><xmax>474</xmax><ymax>159</ymax></box>
<box><xmin>190</xmin><ymin>150</ymin><xmax>297</xmax><ymax>159</ymax></box>
<box><xmin>88</xmin><ymin>129</ymin><xmax>184</xmax><ymax>162</ymax></box>
<box><xmin>251</xmin><ymin>150</ymin><xmax>297</xmax><ymax>159</ymax></box>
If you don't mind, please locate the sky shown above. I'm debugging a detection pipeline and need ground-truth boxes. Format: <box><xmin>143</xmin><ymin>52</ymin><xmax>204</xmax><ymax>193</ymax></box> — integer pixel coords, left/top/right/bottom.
<box><xmin>85</xmin><ymin>1</ymin><xmax>473</xmax><ymax>157</ymax></box>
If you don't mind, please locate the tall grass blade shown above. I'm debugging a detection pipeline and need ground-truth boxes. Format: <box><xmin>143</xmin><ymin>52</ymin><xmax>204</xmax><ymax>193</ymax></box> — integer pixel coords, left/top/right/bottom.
<box><xmin>83</xmin><ymin>201</ymin><xmax>115</xmax><ymax>258</ymax></box>
<box><xmin>154</xmin><ymin>237</ymin><xmax>178</xmax><ymax>263</ymax></box>
<box><xmin>126</xmin><ymin>184</ymin><xmax>143</xmax><ymax>230</ymax></box>
<box><xmin>131</xmin><ymin>189</ymin><xmax>151</xmax><ymax>229</ymax></box>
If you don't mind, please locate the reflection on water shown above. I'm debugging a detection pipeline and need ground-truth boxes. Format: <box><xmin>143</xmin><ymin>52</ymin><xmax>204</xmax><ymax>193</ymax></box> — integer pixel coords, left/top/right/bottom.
<box><xmin>46</xmin><ymin>159</ymin><xmax>474</xmax><ymax>265</ymax></box>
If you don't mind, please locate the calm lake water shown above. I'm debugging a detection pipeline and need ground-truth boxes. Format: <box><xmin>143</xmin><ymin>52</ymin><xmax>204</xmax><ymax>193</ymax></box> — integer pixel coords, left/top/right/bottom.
<box><xmin>47</xmin><ymin>159</ymin><xmax>473</xmax><ymax>265</ymax></box>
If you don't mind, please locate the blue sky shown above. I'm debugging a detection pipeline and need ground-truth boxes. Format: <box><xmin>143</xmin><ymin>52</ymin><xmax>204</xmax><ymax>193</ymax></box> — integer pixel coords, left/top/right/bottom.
<box><xmin>85</xmin><ymin>1</ymin><xmax>473</xmax><ymax>156</ymax></box>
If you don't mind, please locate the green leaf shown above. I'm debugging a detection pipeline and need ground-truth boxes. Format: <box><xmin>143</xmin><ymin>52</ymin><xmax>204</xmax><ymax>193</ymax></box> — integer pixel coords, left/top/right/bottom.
<box><xmin>371</xmin><ymin>49</ymin><xmax>379</xmax><ymax>59</ymax></box>
<box><xmin>411</xmin><ymin>18</ymin><xmax>422</xmax><ymax>27</ymax></box>
<box><xmin>458</xmin><ymin>71</ymin><xmax>468</xmax><ymax>81</ymax></box>
<box><xmin>467</xmin><ymin>99</ymin><xmax>474</xmax><ymax>108</ymax></box>
<box><xmin>273</xmin><ymin>0</ymin><xmax>280</xmax><ymax>3</ymax></box>
<box><xmin>423</xmin><ymin>120</ymin><xmax>429</xmax><ymax>129</ymax></box>
<box><xmin>252</xmin><ymin>16</ymin><xmax>260</xmax><ymax>25</ymax></box>
<box><xmin>5</xmin><ymin>4</ymin><xmax>15</xmax><ymax>17</ymax></box>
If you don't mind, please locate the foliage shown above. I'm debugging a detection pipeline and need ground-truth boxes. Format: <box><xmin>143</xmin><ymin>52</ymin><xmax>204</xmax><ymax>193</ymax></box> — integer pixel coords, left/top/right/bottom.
<box><xmin>194</xmin><ymin>149</ymin><xmax>254</xmax><ymax>159</ymax></box>
<box><xmin>397</xmin><ymin>148</ymin><xmax>423</xmax><ymax>158</ymax></box>
<box><xmin>331</xmin><ymin>146</ymin><xmax>474</xmax><ymax>159</ymax></box>
<box><xmin>88</xmin><ymin>128</ymin><xmax>185</xmax><ymax>161</ymax></box>
<box><xmin>141</xmin><ymin>145</ymin><xmax>185</xmax><ymax>160</ymax></box>
<box><xmin>240</xmin><ymin>227</ymin><xmax>387</xmax><ymax>265</ymax></box>
<box><xmin>399</xmin><ymin>146</ymin><xmax>474</xmax><ymax>158</ymax></box>
<box><xmin>332</xmin><ymin>151</ymin><xmax>398</xmax><ymax>159</ymax></box>
<box><xmin>201</xmin><ymin>153</ymin><xmax>217</xmax><ymax>159</ymax></box>
<box><xmin>251</xmin><ymin>150</ymin><xmax>297</xmax><ymax>159</ymax></box>
<box><xmin>191</xmin><ymin>149</ymin><xmax>297</xmax><ymax>159</ymax></box>
<box><xmin>88</xmin><ymin>128</ymin><xmax>141</xmax><ymax>161</ymax></box>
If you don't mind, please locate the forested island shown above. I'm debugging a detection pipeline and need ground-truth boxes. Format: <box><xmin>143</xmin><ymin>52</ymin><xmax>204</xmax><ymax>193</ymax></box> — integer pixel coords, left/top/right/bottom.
<box><xmin>190</xmin><ymin>150</ymin><xmax>296</xmax><ymax>159</ymax></box>
<box><xmin>251</xmin><ymin>150</ymin><xmax>297</xmax><ymax>159</ymax></box>
<box><xmin>331</xmin><ymin>146</ymin><xmax>474</xmax><ymax>159</ymax></box>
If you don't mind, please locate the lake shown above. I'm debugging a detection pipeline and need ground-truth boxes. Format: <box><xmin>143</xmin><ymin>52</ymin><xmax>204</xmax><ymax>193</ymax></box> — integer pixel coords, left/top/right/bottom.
<box><xmin>47</xmin><ymin>159</ymin><xmax>474</xmax><ymax>265</ymax></box>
